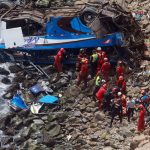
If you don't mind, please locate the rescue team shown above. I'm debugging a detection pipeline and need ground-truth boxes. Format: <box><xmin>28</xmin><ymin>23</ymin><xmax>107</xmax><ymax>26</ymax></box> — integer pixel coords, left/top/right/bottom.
<box><xmin>54</xmin><ymin>47</ymin><xmax>149</xmax><ymax>131</ymax></box>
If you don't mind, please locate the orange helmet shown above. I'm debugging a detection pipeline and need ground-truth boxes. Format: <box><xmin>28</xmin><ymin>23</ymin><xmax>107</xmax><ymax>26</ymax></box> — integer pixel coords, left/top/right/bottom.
<box><xmin>119</xmin><ymin>76</ymin><xmax>124</xmax><ymax>81</ymax></box>
<box><xmin>104</xmin><ymin>57</ymin><xmax>108</xmax><ymax>62</ymax></box>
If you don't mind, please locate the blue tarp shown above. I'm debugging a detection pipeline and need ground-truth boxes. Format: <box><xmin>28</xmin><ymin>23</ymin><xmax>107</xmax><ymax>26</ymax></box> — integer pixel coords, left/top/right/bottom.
<box><xmin>30</xmin><ymin>84</ymin><xmax>44</xmax><ymax>94</ymax></box>
<box><xmin>10</xmin><ymin>94</ymin><xmax>28</xmax><ymax>109</ymax></box>
<box><xmin>38</xmin><ymin>95</ymin><xmax>59</xmax><ymax>104</ymax></box>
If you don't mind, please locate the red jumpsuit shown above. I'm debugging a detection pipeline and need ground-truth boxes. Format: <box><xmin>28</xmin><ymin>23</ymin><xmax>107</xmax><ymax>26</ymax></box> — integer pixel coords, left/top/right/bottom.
<box><xmin>96</xmin><ymin>85</ymin><xmax>107</xmax><ymax>108</ymax></box>
<box><xmin>116</xmin><ymin>66</ymin><xmax>125</xmax><ymax>77</ymax></box>
<box><xmin>117</xmin><ymin>80</ymin><xmax>126</xmax><ymax>93</ymax></box>
<box><xmin>137</xmin><ymin>108</ymin><xmax>146</xmax><ymax>131</ymax></box>
<box><xmin>77</xmin><ymin>61</ymin><xmax>88</xmax><ymax>88</ymax></box>
<box><xmin>101</xmin><ymin>62</ymin><xmax>111</xmax><ymax>81</ymax></box>
<box><xmin>54</xmin><ymin>50</ymin><xmax>64</xmax><ymax>72</ymax></box>
<box><xmin>76</xmin><ymin>53</ymin><xmax>85</xmax><ymax>71</ymax></box>
<box><xmin>97</xmin><ymin>52</ymin><xmax>106</xmax><ymax>73</ymax></box>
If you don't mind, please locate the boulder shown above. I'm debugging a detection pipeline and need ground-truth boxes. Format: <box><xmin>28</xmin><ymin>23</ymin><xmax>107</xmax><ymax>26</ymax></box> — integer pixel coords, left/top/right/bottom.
<box><xmin>0</xmin><ymin>67</ymin><xmax>9</xmax><ymax>75</ymax></box>
<box><xmin>8</xmin><ymin>65</ymin><xmax>22</xmax><ymax>73</ymax></box>
<box><xmin>1</xmin><ymin>77</ymin><xmax>11</xmax><ymax>84</ymax></box>
<box><xmin>33</xmin><ymin>119</ymin><xmax>45</xmax><ymax>125</ymax></box>
<box><xmin>94</xmin><ymin>112</ymin><xmax>105</xmax><ymax>121</ymax></box>
<box><xmin>42</xmin><ymin>132</ymin><xmax>56</xmax><ymax>146</ymax></box>
<box><xmin>47</xmin><ymin>124</ymin><xmax>61</xmax><ymax>137</ymax></box>
<box><xmin>130</xmin><ymin>134</ymin><xmax>148</xmax><ymax>150</ymax></box>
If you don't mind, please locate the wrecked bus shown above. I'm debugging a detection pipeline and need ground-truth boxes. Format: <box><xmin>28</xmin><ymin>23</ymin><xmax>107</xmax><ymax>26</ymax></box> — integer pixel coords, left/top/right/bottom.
<box><xmin>0</xmin><ymin>1</ymin><xmax>145</xmax><ymax>65</ymax></box>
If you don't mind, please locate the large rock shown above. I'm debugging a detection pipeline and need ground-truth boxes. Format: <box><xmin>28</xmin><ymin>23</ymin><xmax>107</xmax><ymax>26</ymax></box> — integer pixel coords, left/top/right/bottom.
<box><xmin>42</xmin><ymin>132</ymin><xmax>56</xmax><ymax>146</ymax></box>
<box><xmin>130</xmin><ymin>134</ymin><xmax>148</xmax><ymax>150</ymax></box>
<box><xmin>1</xmin><ymin>77</ymin><xmax>11</xmax><ymax>84</ymax></box>
<box><xmin>0</xmin><ymin>67</ymin><xmax>9</xmax><ymax>75</ymax></box>
<box><xmin>8</xmin><ymin>65</ymin><xmax>22</xmax><ymax>73</ymax></box>
<box><xmin>94</xmin><ymin>112</ymin><xmax>105</xmax><ymax>121</ymax></box>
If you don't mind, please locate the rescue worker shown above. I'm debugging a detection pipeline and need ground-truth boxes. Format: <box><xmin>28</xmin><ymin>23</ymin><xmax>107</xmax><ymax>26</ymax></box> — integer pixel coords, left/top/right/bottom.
<box><xmin>96</xmin><ymin>83</ymin><xmax>107</xmax><ymax>109</ymax></box>
<box><xmin>116</xmin><ymin>76</ymin><xmax>126</xmax><ymax>93</ymax></box>
<box><xmin>127</xmin><ymin>96</ymin><xmax>135</xmax><ymax>122</ymax></box>
<box><xmin>137</xmin><ymin>104</ymin><xmax>146</xmax><ymax>132</ymax></box>
<box><xmin>116</xmin><ymin>61</ymin><xmax>125</xmax><ymax>77</ymax></box>
<box><xmin>90</xmin><ymin>49</ymin><xmax>99</xmax><ymax>77</ymax></box>
<box><xmin>101</xmin><ymin>57</ymin><xmax>111</xmax><ymax>81</ymax></box>
<box><xmin>110</xmin><ymin>98</ymin><xmax>123</xmax><ymax>127</ymax></box>
<box><xmin>140</xmin><ymin>90</ymin><xmax>149</xmax><ymax>112</ymax></box>
<box><xmin>93</xmin><ymin>72</ymin><xmax>105</xmax><ymax>97</ymax></box>
<box><xmin>103</xmin><ymin>89</ymin><xmax>114</xmax><ymax>113</ymax></box>
<box><xmin>77</xmin><ymin>57</ymin><xmax>89</xmax><ymax>88</ymax></box>
<box><xmin>76</xmin><ymin>48</ymin><xmax>86</xmax><ymax>71</ymax></box>
<box><xmin>54</xmin><ymin>48</ymin><xmax>65</xmax><ymax>72</ymax></box>
<box><xmin>97</xmin><ymin>47</ymin><xmax>106</xmax><ymax>73</ymax></box>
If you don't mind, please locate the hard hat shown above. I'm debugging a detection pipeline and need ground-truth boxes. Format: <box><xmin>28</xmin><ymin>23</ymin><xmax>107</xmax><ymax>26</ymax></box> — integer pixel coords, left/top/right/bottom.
<box><xmin>104</xmin><ymin>57</ymin><xmax>108</xmax><ymax>62</ymax></box>
<box><xmin>139</xmin><ymin>104</ymin><xmax>144</xmax><ymax>109</ymax></box>
<box><xmin>119</xmin><ymin>76</ymin><xmax>124</xmax><ymax>81</ymax></box>
<box><xmin>101</xmin><ymin>79</ymin><xmax>106</xmax><ymax>83</ymax></box>
<box><xmin>97</xmin><ymin>47</ymin><xmax>102</xmax><ymax>51</ymax></box>
<box><xmin>117</xmin><ymin>92</ymin><xmax>122</xmax><ymax>96</ymax></box>
<box><xmin>141</xmin><ymin>90</ymin><xmax>145</xmax><ymax>94</ymax></box>
<box><xmin>60</xmin><ymin>48</ymin><xmax>65</xmax><ymax>52</ymax></box>
<box><xmin>118</xmin><ymin>61</ymin><xmax>123</xmax><ymax>64</ymax></box>
<box><xmin>80</xmin><ymin>48</ymin><xmax>84</xmax><ymax>52</ymax></box>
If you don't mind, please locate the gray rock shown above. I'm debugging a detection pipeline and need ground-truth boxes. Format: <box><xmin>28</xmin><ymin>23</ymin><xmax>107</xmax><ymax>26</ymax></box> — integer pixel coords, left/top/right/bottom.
<box><xmin>33</xmin><ymin>119</ymin><xmax>45</xmax><ymax>125</ymax></box>
<box><xmin>74</xmin><ymin>111</ymin><xmax>82</xmax><ymax>117</ymax></box>
<box><xmin>21</xmin><ymin>127</ymin><xmax>32</xmax><ymax>138</ymax></box>
<box><xmin>48</xmin><ymin>124</ymin><xmax>61</xmax><ymax>137</ymax></box>
<box><xmin>0</xmin><ymin>67</ymin><xmax>9</xmax><ymax>75</ymax></box>
<box><xmin>14</xmin><ymin>135</ymin><xmax>26</xmax><ymax>144</ymax></box>
<box><xmin>90</xmin><ymin>134</ymin><xmax>99</xmax><ymax>141</ymax></box>
<box><xmin>42</xmin><ymin>132</ymin><xmax>56</xmax><ymax>146</ymax></box>
<box><xmin>94</xmin><ymin>112</ymin><xmax>105</xmax><ymax>121</ymax></box>
<box><xmin>3</xmin><ymin>92</ymin><xmax>13</xmax><ymax>99</ymax></box>
<box><xmin>1</xmin><ymin>77</ymin><xmax>11</xmax><ymax>84</ymax></box>
<box><xmin>8</xmin><ymin>65</ymin><xmax>22</xmax><ymax>73</ymax></box>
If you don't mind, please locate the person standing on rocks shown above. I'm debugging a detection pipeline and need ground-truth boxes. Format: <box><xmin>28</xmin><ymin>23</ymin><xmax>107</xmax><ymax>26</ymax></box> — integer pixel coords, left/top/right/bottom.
<box><xmin>103</xmin><ymin>89</ymin><xmax>114</xmax><ymax>113</ymax></box>
<box><xmin>110</xmin><ymin>98</ymin><xmax>123</xmax><ymax>127</ymax></box>
<box><xmin>76</xmin><ymin>48</ymin><xmax>86</xmax><ymax>72</ymax></box>
<box><xmin>96</xmin><ymin>83</ymin><xmax>107</xmax><ymax>109</ymax></box>
<box><xmin>127</xmin><ymin>96</ymin><xmax>135</xmax><ymax>122</ymax></box>
<box><xmin>54</xmin><ymin>48</ymin><xmax>66</xmax><ymax>72</ymax></box>
<box><xmin>101</xmin><ymin>57</ymin><xmax>111</xmax><ymax>81</ymax></box>
<box><xmin>90</xmin><ymin>49</ymin><xmax>99</xmax><ymax>78</ymax></box>
<box><xmin>137</xmin><ymin>104</ymin><xmax>146</xmax><ymax>132</ymax></box>
<box><xmin>116</xmin><ymin>61</ymin><xmax>125</xmax><ymax>78</ymax></box>
<box><xmin>116</xmin><ymin>76</ymin><xmax>126</xmax><ymax>93</ymax></box>
<box><xmin>77</xmin><ymin>57</ymin><xmax>89</xmax><ymax>89</ymax></box>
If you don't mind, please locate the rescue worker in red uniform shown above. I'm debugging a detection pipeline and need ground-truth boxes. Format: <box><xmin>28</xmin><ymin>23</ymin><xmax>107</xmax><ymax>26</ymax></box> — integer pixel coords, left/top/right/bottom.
<box><xmin>77</xmin><ymin>58</ymin><xmax>89</xmax><ymax>88</ymax></box>
<box><xmin>116</xmin><ymin>76</ymin><xmax>126</xmax><ymax>93</ymax></box>
<box><xmin>116</xmin><ymin>61</ymin><xmax>125</xmax><ymax>77</ymax></box>
<box><xmin>101</xmin><ymin>58</ymin><xmax>111</xmax><ymax>81</ymax></box>
<box><xmin>54</xmin><ymin>48</ymin><xmax>65</xmax><ymax>72</ymax></box>
<box><xmin>96</xmin><ymin>83</ymin><xmax>107</xmax><ymax>109</ymax></box>
<box><xmin>76</xmin><ymin>48</ymin><xmax>86</xmax><ymax>72</ymax></box>
<box><xmin>97</xmin><ymin>47</ymin><xmax>107</xmax><ymax>73</ymax></box>
<box><xmin>137</xmin><ymin>104</ymin><xmax>146</xmax><ymax>132</ymax></box>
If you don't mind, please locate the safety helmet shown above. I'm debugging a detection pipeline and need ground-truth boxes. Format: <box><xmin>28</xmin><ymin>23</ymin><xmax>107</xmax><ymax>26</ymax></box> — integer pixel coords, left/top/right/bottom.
<box><xmin>139</xmin><ymin>104</ymin><xmax>144</xmax><ymax>109</ymax></box>
<box><xmin>118</xmin><ymin>61</ymin><xmax>123</xmax><ymax>64</ymax></box>
<box><xmin>141</xmin><ymin>90</ymin><xmax>145</xmax><ymax>95</ymax></box>
<box><xmin>80</xmin><ymin>48</ymin><xmax>84</xmax><ymax>52</ymax></box>
<box><xmin>60</xmin><ymin>48</ymin><xmax>65</xmax><ymax>52</ymax></box>
<box><xmin>117</xmin><ymin>92</ymin><xmax>122</xmax><ymax>97</ymax></box>
<box><xmin>104</xmin><ymin>57</ymin><xmax>108</xmax><ymax>62</ymax></box>
<box><xmin>119</xmin><ymin>76</ymin><xmax>124</xmax><ymax>81</ymax></box>
<box><xmin>97</xmin><ymin>47</ymin><xmax>102</xmax><ymax>51</ymax></box>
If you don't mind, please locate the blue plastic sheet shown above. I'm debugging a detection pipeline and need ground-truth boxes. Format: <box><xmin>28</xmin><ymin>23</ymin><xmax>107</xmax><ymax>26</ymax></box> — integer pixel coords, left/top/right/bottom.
<box><xmin>30</xmin><ymin>84</ymin><xmax>44</xmax><ymax>94</ymax></box>
<box><xmin>38</xmin><ymin>95</ymin><xmax>59</xmax><ymax>104</ymax></box>
<box><xmin>10</xmin><ymin>94</ymin><xmax>28</xmax><ymax>109</ymax></box>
